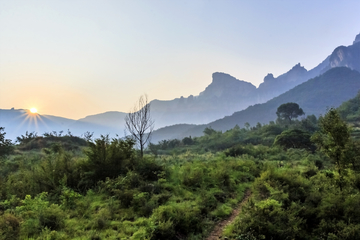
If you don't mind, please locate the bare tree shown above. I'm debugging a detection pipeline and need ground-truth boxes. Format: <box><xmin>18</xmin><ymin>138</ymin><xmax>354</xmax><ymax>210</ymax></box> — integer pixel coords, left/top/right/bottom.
<box><xmin>125</xmin><ymin>95</ymin><xmax>154</xmax><ymax>157</ymax></box>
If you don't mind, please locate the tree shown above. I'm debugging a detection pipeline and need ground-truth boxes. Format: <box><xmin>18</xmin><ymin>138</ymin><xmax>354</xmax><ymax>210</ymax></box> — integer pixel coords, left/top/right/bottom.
<box><xmin>203</xmin><ymin>127</ymin><xmax>217</xmax><ymax>136</ymax></box>
<box><xmin>274</xmin><ymin>129</ymin><xmax>314</xmax><ymax>151</ymax></box>
<box><xmin>125</xmin><ymin>95</ymin><xmax>154</xmax><ymax>157</ymax></box>
<box><xmin>84</xmin><ymin>135</ymin><xmax>136</xmax><ymax>183</ymax></box>
<box><xmin>276</xmin><ymin>103</ymin><xmax>304</xmax><ymax>124</ymax></box>
<box><xmin>311</xmin><ymin>108</ymin><xmax>352</xmax><ymax>174</ymax></box>
<box><xmin>0</xmin><ymin>127</ymin><xmax>13</xmax><ymax>157</ymax></box>
<box><xmin>182</xmin><ymin>136</ymin><xmax>194</xmax><ymax>146</ymax></box>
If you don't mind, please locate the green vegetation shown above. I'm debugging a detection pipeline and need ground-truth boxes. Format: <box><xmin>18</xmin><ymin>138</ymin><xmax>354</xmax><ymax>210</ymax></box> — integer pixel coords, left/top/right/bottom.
<box><xmin>276</xmin><ymin>102</ymin><xmax>304</xmax><ymax>124</ymax></box>
<box><xmin>338</xmin><ymin>91</ymin><xmax>360</xmax><ymax>139</ymax></box>
<box><xmin>0</xmin><ymin>128</ymin><xmax>13</xmax><ymax>158</ymax></box>
<box><xmin>0</xmin><ymin>131</ymin><xmax>256</xmax><ymax>239</ymax></box>
<box><xmin>1</xmin><ymin>97</ymin><xmax>360</xmax><ymax>239</ymax></box>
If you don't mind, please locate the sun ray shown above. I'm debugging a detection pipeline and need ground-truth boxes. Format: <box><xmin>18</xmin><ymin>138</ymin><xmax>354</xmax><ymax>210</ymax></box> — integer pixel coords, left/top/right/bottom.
<box><xmin>15</xmin><ymin>109</ymin><xmax>44</xmax><ymax>135</ymax></box>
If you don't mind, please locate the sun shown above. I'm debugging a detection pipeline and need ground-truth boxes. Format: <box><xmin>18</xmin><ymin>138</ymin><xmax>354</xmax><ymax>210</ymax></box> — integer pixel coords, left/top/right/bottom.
<box><xmin>30</xmin><ymin>108</ymin><xmax>38</xmax><ymax>113</ymax></box>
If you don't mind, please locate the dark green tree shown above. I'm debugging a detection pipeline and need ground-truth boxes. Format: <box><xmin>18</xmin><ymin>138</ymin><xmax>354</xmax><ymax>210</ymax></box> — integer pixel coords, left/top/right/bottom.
<box><xmin>274</xmin><ymin>129</ymin><xmax>314</xmax><ymax>150</ymax></box>
<box><xmin>182</xmin><ymin>136</ymin><xmax>194</xmax><ymax>145</ymax></box>
<box><xmin>84</xmin><ymin>135</ymin><xmax>136</xmax><ymax>184</ymax></box>
<box><xmin>311</xmin><ymin>108</ymin><xmax>353</xmax><ymax>178</ymax></box>
<box><xmin>276</xmin><ymin>103</ymin><xmax>305</xmax><ymax>124</ymax></box>
<box><xmin>0</xmin><ymin>127</ymin><xmax>13</xmax><ymax>157</ymax></box>
<box><xmin>203</xmin><ymin>127</ymin><xmax>217</xmax><ymax>136</ymax></box>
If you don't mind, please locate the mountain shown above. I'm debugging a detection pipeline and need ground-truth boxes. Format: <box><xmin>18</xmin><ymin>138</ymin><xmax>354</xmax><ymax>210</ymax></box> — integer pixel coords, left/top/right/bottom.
<box><xmin>0</xmin><ymin>110</ymin><xmax>126</xmax><ymax>141</ymax></box>
<box><xmin>151</xmin><ymin>67</ymin><xmax>360</xmax><ymax>142</ymax></box>
<box><xmin>0</xmin><ymin>109</ymin><xmax>75</xmax><ymax>140</ymax></box>
<box><xmin>256</xmin><ymin>60</ymin><xmax>329</xmax><ymax>102</ymax></box>
<box><xmin>71</xmin><ymin>111</ymin><xmax>127</xmax><ymax>136</ymax></box>
<box><xmin>149</xmin><ymin>72</ymin><xmax>257</xmax><ymax>128</ymax></box>
<box><xmin>327</xmin><ymin>39</ymin><xmax>360</xmax><ymax>73</ymax></box>
<box><xmin>209</xmin><ymin>67</ymin><xmax>360</xmax><ymax>131</ymax></box>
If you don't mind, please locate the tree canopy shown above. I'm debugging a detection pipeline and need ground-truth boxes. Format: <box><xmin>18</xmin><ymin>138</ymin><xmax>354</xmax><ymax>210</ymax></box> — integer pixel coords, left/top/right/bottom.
<box><xmin>274</xmin><ymin>129</ymin><xmax>314</xmax><ymax>150</ymax></box>
<box><xmin>311</xmin><ymin>108</ymin><xmax>352</xmax><ymax>173</ymax></box>
<box><xmin>276</xmin><ymin>102</ymin><xmax>304</xmax><ymax>123</ymax></box>
<box><xmin>0</xmin><ymin>127</ymin><xmax>13</xmax><ymax>157</ymax></box>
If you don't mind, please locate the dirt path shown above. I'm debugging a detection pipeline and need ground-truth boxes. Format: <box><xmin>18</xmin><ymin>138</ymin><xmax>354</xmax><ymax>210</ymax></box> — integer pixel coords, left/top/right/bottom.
<box><xmin>206</xmin><ymin>189</ymin><xmax>252</xmax><ymax>240</ymax></box>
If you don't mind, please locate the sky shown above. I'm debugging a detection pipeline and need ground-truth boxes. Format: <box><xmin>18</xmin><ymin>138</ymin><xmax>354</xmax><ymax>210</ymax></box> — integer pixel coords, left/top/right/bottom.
<box><xmin>1</xmin><ymin>0</ymin><xmax>360</xmax><ymax>120</ymax></box>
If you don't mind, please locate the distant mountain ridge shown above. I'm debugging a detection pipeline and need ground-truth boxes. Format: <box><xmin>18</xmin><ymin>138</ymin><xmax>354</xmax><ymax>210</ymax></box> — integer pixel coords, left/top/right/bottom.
<box><xmin>0</xmin><ymin>110</ymin><xmax>126</xmax><ymax>141</ymax></box>
<box><xmin>149</xmin><ymin>64</ymin><xmax>320</xmax><ymax>128</ymax></box>
<box><xmin>150</xmin><ymin>67</ymin><xmax>360</xmax><ymax>142</ymax></box>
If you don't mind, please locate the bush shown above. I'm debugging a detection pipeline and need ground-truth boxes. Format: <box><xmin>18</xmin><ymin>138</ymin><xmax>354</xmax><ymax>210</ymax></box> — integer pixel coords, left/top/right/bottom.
<box><xmin>15</xmin><ymin>193</ymin><xmax>65</xmax><ymax>237</ymax></box>
<box><xmin>39</xmin><ymin>204</ymin><xmax>65</xmax><ymax>230</ymax></box>
<box><xmin>83</xmin><ymin>136</ymin><xmax>136</xmax><ymax>184</ymax></box>
<box><xmin>0</xmin><ymin>213</ymin><xmax>21</xmax><ymax>239</ymax></box>
<box><xmin>151</xmin><ymin>201</ymin><xmax>202</xmax><ymax>238</ymax></box>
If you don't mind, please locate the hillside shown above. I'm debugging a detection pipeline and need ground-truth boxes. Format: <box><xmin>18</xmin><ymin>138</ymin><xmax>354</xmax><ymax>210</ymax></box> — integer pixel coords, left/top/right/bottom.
<box><xmin>338</xmin><ymin>91</ymin><xmax>360</xmax><ymax>139</ymax></box>
<box><xmin>210</xmin><ymin>67</ymin><xmax>360</xmax><ymax>131</ymax></box>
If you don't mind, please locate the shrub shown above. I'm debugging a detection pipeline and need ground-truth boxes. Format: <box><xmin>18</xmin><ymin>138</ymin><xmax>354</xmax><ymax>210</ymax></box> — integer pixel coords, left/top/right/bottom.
<box><xmin>83</xmin><ymin>136</ymin><xmax>136</xmax><ymax>184</ymax></box>
<box><xmin>15</xmin><ymin>193</ymin><xmax>65</xmax><ymax>237</ymax></box>
<box><xmin>39</xmin><ymin>204</ymin><xmax>65</xmax><ymax>230</ymax></box>
<box><xmin>0</xmin><ymin>213</ymin><xmax>21</xmax><ymax>239</ymax></box>
<box><xmin>151</xmin><ymin>201</ymin><xmax>202</xmax><ymax>238</ymax></box>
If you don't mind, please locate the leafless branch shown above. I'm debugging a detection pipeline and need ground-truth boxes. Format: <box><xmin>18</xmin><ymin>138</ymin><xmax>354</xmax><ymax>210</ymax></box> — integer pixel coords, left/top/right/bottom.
<box><xmin>125</xmin><ymin>94</ymin><xmax>154</xmax><ymax>157</ymax></box>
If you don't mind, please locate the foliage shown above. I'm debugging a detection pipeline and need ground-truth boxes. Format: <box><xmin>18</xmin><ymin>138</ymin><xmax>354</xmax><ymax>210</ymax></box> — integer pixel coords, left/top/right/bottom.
<box><xmin>16</xmin><ymin>131</ymin><xmax>38</xmax><ymax>144</ymax></box>
<box><xmin>274</xmin><ymin>129</ymin><xmax>315</xmax><ymax>151</ymax></box>
<box><xmin>16</xmin><ymin>132</ymin><xmax>88</xmax><ymax>151</ymax></box>
<box><xmin>14</xmin><ymin>193</ymin><xmax>66</xmax><ymax>238</ymax></box>
<box><xmin>338</xmin><ymin>91</ymin><xmax>360</xmax><ymax>122</ymax></box>
<box><xmin>223</xmin><ymin>166</ymin><xmax>360</xmax><ymax>239</ymax></box>
<box><xmin>2</xmin><ymin>98</ymin><xmax>360</xmax><ymax>239</ymax></box>
<box><xmin>311</xmin><ymin>108</ymin><xmax>354</xmax><ymax>175</ymax></box>
<box><xmin>0</xmin><ymin>134</ymin><xmax>257</xmax><ymax>239</ymax></box>
<box><xmin>0</xmin><ymin>127</ymin><xmax>13</xmax><ymax>157</ymax></box>
<box><xmin>276</xmin><ymin>102</ymin><xmax>305</xmax><ymax>124</ymax></box>
<box><xmin>83</xmin><ymin>135</ymin><xmax>136</xmax><ymax>185</ymax></box>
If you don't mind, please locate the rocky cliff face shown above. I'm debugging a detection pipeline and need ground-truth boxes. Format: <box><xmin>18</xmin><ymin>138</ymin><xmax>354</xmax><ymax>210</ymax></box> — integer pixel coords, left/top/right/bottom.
<box><xmin>328</xmin><ymin>42</ymin><xmax>360</xmax><ymax>72</ymax></box>
<box><xmin>199</xmin><ymin>72</ymin><xmax>256</xmax><ymax>99</ymax></box>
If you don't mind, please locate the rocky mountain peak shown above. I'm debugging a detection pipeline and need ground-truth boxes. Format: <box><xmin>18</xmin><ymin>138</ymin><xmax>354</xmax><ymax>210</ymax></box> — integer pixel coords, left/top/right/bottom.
<box><xmin>264</xmin><ymin>73</ymin><xmax>275</xmax><ymax>82</ymax></box>
<box><xmin>199</xmin><ymin>72</ymin><xmax>256</xmax><ymax>98</ymax></box>
<box><xmin>288</xmin><ymin>63</ymin><xmax>307</xmax><ymax>74</ymax></box>
<box><xmin>211</xmin><ymin>72</ymin><xmax>239</xmax><ymax>84</ymax></box>
<box><xmin>292</xmin><ymin>63</ymin><xmax>304</xmax><ymax>70</ymax></box>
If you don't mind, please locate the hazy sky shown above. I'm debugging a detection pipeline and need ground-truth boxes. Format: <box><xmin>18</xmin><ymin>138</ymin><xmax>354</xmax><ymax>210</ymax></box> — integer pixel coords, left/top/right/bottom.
<box><xmin>1</xmin><ymin>0</ymin><xmax>360</xmax><ymax>119</ymax></box>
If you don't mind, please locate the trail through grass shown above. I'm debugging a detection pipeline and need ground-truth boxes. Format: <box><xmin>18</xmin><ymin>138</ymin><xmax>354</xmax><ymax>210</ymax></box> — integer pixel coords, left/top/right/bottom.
<box><xmin>206</xmin><ymin>189</ymin><xmax>252</xmax><ymax>240</ymax></box>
